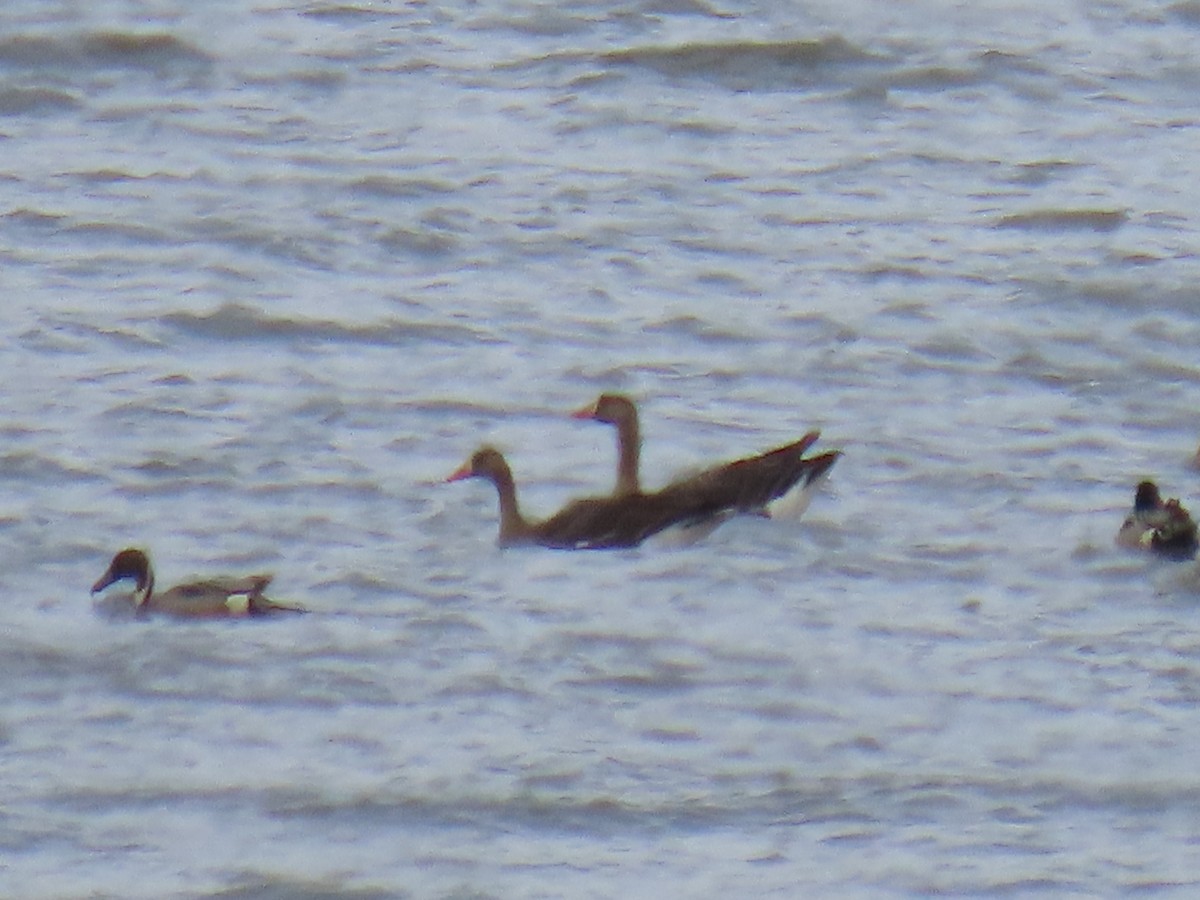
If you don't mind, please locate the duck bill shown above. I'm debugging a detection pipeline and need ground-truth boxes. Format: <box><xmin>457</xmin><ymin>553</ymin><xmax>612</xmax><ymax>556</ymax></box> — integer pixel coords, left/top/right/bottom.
<box><xmin>570</xmin><ymin>401</ymin><xmax>598</xmax><ymax>420</ymax></box>
<box><xmin>446</xmin><ymin>464</ymin><xmax>474</xmax><ymax>483</ymax></box>
<box><xmin>91</xmin><ymin>571</ymin><xmax>116</xmax><ymax>595</ymax></box>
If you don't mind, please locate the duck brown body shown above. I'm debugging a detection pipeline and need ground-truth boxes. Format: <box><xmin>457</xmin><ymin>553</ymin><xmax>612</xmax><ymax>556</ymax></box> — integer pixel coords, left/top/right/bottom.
<box><xmin>1116</xmin><ymin>481</ymin><xmax>1198</xmax><ymax>560</ymax></box>
<box><xmin>572</xmin><ymin>393</ymin><xmax>840</xmax><ymax>518</ymax></box>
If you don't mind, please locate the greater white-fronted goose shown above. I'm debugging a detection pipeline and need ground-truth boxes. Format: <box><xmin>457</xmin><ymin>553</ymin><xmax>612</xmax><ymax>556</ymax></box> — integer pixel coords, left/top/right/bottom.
<box><xmin>572</xmin><ymin>393</ymin><xmax>840</xmax><ymax>520</ymax></box>
<box><xmin>446</xmin><ymin>446</ymin><xmax>740</xmax><ymax>549</ymax></box>
<box><xmin>91</xmin><ymin>548</ymin><xmax>306</xmax><ymax>617</ymax></box>
<box><xmin>572</xmin><ymin>393</ymin><xmax>643</xmax><ymax>497</ymax></box>
<box><xmin>1116</xmin><ymin>481</ymin><xmax>1198</xmax><ymax>560</ymax></box>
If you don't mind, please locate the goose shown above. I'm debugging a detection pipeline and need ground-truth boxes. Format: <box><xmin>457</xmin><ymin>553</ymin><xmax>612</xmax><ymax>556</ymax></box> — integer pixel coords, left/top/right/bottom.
<box><xmin>572</xmin><ymin>393</ymin><xmax>839</xmax><ymax>521</ymax></box>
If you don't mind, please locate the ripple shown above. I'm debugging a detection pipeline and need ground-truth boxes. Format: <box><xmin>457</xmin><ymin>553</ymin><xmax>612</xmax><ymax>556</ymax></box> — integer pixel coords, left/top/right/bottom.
<box><xmin>160</xmin><ymin>303</ymin><xmax>492</xmax><ymax>348</ymax></box>
<box><xmin>0</xmin><ymin>31</ymin><xmax>212</xmax><ymax>73</ymax></box>
<box><xmin>0</xmin><ymin>86</ymin><xmax>78</xmax><ymax>115</ymax></box>
<box><xmin>0</xmin><ymin>451</ymin><xmax>100</xmax><ymax>485</ymax></box>
<box><xmin>599</xmin><ymin>36</ymin><xmax>885</xmax><ymax>89</ymax></box>
<box><xmin>994</xmin><ymin>209</ymin><xmax>1128</xmax><ymax>232</ymax></box>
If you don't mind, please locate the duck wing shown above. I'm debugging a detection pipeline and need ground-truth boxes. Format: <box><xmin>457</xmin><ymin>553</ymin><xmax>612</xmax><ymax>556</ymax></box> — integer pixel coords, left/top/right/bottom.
<box><xmin>657</xmin><ymin>433</ymin><xmax>837</xmax><ymax>516</ymax></box>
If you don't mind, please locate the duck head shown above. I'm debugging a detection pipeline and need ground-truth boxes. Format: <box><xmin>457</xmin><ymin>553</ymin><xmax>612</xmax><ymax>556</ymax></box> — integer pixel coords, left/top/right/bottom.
<box><xmin>92</xmin><ymin>548</ymin><xmax>154</xmax><ymax>606</ymax></box>
<box><xmin>1133</xmin><ymin>480</ymin><xmax>1164</xmax><ymax>517</ymax></box>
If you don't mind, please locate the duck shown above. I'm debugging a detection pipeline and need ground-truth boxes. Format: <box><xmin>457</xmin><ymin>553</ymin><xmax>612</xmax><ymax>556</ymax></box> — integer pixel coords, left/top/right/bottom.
<box><xmin>91</xmin><ymin>548</ymin><xmax>305</xmax><ymax>617</ymax></box>
<box><xmin>446</xmin><ymin>446</ymin><xmax>746</xmax><ymax>549</ymax></box>
<box><xmin>1116</xmin><ymin>481</ymin><xmax>1198</xmax><ymax>560</ymax></box>
<box><xmin>571</xmin><ymin>393</ymin><xmax>840</xmax><ymax>520</ymax></box>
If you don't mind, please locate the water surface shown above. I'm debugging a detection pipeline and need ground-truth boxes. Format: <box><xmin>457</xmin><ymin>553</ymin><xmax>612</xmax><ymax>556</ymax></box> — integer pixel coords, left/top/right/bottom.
<box><xmin>3</xmin><ymin>1</ymin><xmax>1200</xmax><ymax>896</ymax></box>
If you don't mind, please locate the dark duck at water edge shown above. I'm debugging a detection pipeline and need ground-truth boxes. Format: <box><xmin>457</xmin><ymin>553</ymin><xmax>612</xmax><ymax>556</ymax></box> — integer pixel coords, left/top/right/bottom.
<box><xmin>91</xmin><ymin>548</ymin><xmax>306</xmax><ymax>617</ymax></box>
<box><xmin>1116</xmin><ymin>481</ymin><xmax>1198</xmax><ymax>560</ymax></box>
<box><xmin>446</xmin><ymin>446</ymin><xmax>760</xmax><ymax>549</ymax></box>
<box><xmin>571</xmin><ymin>393</ymin><xmax>841</xmax><ymax>521</ymax></box>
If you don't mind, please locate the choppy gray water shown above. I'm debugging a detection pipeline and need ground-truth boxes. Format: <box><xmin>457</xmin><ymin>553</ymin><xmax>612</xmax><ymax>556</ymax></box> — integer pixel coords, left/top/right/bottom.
<box><xmin>4</xmin><ymin>0</ymin><xmax>1200</xmax><ymax>896</ymax></box>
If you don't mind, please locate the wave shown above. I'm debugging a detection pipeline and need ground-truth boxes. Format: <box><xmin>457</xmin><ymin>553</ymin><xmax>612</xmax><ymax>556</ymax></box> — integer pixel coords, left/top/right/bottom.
<box><xmin>1170</xmin><ymin>2</ymin><xmax>1200</xmax><ymax>26</ymax></box>
<box><xmin>0</xmin><ymin>451</ymin><xmax>100</xmax><ymax>485</ymax></box>
<box><xmin>161</xmin><ymin>302</ymin><xmax>491</xmax><ymax>347</ymax></box>
<box><xmin>0</xmin><ymin>86</ymin><xmax>78</xmax><ymax>115</ymax></box>
<box><xmin>539</xmin><ymin>36</ymin><xmax>1053</xmax><ymax>103</ymax></box>
<box><xmin>600</xmin><ymin>35</ymin><xmax>883</xmax><ymax>88</ymax></box>
<box><xmin>994</xmin><ymin>209</ymin><xmax>1128</xmax><ymax>232</ymax></box>
<box><xmin>0</xmin><ymin>31</ymin><xmax>212</xmax><ymax>74</ymax></box>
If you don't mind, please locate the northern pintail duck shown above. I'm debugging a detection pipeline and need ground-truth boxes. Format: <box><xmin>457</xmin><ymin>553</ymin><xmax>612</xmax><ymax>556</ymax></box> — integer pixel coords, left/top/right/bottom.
<box><xmin>1116</xmin><ymin>481</ymin><xmax>1198</xmax><ymax>560</ymax></box>
<box><xmin>91</xmin><ymin>548</ymin><xmax>305</xmax><ymax>617</ymax></box>
<box><xmin>571</xmin><ymin>393</ymin><xmax>840</xmax><ymax>520</ymax></box>
<box><xmin>447</xmin><ymin>446</ymin><xmax>757</xmax><ymax>549</ymax></box>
